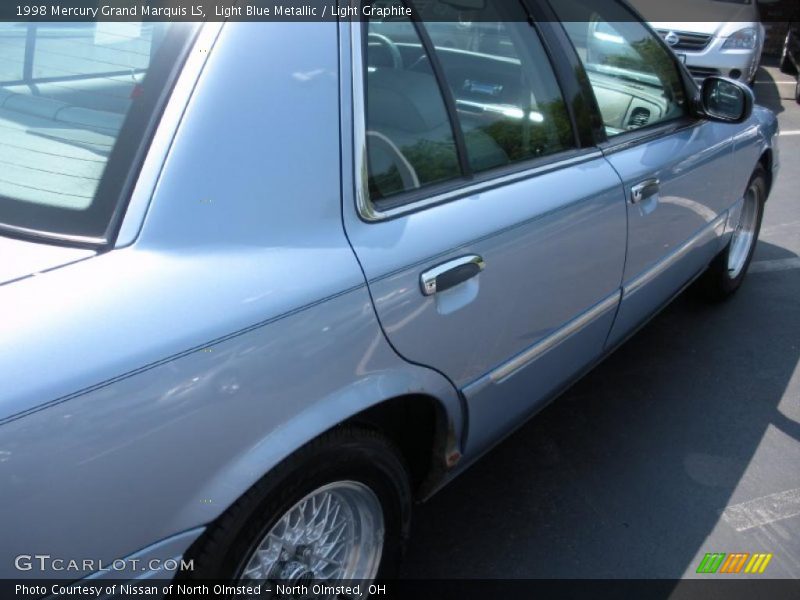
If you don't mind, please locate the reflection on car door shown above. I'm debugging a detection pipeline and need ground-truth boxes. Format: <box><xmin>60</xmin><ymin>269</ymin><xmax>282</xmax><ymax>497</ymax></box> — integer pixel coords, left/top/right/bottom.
<box><xmin>603</xmin><ymin>123</ymin><xmax>735</xmax><ymax>344</ymax></box>
<box><xmin>343</xmin><ymin>0</ymin><xmax>627</xmax><ymax>459</ymax></box>
<box><xmin>553</xmin><ymin>0</ymin><xmax>736</xmax><ymax>346</ymax></box>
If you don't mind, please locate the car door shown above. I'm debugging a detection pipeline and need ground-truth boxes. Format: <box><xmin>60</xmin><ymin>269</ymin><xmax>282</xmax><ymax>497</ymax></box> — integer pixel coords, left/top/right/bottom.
<box><xmin>342</xmin><ymin>0</ymin><xmax>627</xmax><ymax>458</ymax></box>
<box><xmin>551</xmin><ymin>0</ymin><xmax>738</xmax><ymax>346</ymax></box>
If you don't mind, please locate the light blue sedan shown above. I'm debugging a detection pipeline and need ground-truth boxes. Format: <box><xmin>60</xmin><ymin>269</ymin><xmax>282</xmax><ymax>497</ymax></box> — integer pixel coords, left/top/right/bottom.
<box><xmin>0</xmin><ymin>0</ymin><xmax>779</xmax><ymax>589</ymax></box>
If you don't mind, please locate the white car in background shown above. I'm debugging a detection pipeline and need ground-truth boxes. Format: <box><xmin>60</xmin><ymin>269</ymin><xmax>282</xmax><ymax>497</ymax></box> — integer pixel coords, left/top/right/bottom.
<box><xmin>643</xmin><ymin>0</ymin><xmax>766</xmax><ymax>85</ymax></box>
<box><xmin>651</xmin><ymin>21</ymin><xmax>764</xmax><ymax>84</ymax></box>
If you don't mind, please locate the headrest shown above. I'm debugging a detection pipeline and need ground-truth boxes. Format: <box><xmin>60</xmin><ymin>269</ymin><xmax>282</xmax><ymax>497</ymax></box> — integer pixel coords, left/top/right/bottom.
<box><xmin>367</xmin><ymin>69</ymin><xmax>450</xmax><ymax>134</ymax></box>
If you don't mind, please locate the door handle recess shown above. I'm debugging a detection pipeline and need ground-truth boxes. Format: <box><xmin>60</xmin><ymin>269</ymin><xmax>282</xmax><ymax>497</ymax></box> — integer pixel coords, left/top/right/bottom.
<box><xmin>630</xmin><ymin>178</ymin><xmax>660</xmax><ymax>204</ymax></box>
<box><xmin>420</xmin><ymin>255</ymin><xmax>485</xmax><ymax>296</ymax></box>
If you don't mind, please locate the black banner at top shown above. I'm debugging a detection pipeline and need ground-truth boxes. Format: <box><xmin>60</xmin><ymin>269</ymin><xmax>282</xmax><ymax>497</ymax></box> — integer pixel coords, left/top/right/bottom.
<box><xmin>2</xmin><ymin>0</ymin><xmax>799</xmax><ymax>23</ymax></box>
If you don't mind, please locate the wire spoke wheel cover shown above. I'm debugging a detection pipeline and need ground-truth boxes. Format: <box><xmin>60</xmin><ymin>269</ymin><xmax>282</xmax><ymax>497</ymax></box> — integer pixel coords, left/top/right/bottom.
<box><xmin>237</xmin><ymin>481</ymin><xmax>385</xmax><ymax>597</ymax></box>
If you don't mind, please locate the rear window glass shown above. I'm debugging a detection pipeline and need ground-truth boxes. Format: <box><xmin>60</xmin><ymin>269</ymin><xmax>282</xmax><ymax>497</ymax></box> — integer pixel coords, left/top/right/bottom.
<box><xmin>0</xmin><ymin>23</ymin><xmax>198</xmax><ymax>242</ymax></box>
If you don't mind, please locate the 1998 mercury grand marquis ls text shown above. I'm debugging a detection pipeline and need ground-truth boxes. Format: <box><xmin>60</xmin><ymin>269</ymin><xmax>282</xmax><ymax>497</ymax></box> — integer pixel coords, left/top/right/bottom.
<box><xmin>0</xmin><ymin>0</ymin><xmax>779</xmax><ymax>589</ymax></box>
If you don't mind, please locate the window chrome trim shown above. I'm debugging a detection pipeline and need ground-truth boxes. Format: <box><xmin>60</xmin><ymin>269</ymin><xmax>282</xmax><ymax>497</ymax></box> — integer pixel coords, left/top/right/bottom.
<box><xmin>599</xmin><ymin>117</ymin><xmax>702</xmax><ymax>156</ymax></box>
<box><xmin>0</xmin><ymin>223</ymin><xmax>104</xmax><ymax>248</ymax></box>
<box><xmin>488</xmin><ymin>290</ymin><xmax>621</xmax><ymax>384</ymax></box>
<box><xmin>350</xmin><ymin>19</ymin><xmax>602</xmax><ymax>223</ymax></box>
<box><xmin>351</xmin><ymin>18</ymin><xmax>372</xmax><ymax>220</ymax></box>
<box><xmin>623</xmin><ymin>212</ymin><xmax>727</xmax><ymax>297</ymax></box>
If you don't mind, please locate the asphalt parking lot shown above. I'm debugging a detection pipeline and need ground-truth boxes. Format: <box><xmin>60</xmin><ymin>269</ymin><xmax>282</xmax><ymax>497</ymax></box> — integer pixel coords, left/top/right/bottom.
<box><xmin>401</xmin><ymin>59</ymin><xmax>800</xmax><ymax>580</ymax></box>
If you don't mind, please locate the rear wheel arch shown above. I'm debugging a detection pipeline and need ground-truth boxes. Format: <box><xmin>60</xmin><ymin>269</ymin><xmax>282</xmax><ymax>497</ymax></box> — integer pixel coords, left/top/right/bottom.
<box><xmin>343</xmin><ymin>393</ymin><xmax>453</xmax><ymax>499</ymax></box>
<box><xmin>174</xmin><ymin>392</ymin><xmax>458</xmax><ymax>581</ymax></box>
<box><xmin>176</xmin><ymin>425</ymin><xmax>412</xmax><ymax>582</ymax></box>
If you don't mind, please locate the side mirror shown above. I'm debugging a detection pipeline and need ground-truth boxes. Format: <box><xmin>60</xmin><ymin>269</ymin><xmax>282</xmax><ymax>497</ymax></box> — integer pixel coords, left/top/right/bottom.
<box><xmin>700</xmin><ymin>77</ymin><xmax>754</xmax><ymax>124</ymax></box>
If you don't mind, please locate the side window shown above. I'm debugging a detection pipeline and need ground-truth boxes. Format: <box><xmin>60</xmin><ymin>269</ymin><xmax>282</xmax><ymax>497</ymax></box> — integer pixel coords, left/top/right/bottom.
<box><xmin>411</xmin><ymin>0</ymin><xmax>575</xmax><ymax>173</ymax></box>
<box><xmin>553</xmin><ymin>0</ymin><xmax>688</xmax><ymax>137</ymax></box>
<box><xmin>365</xmin><ymin>4</ymin><xmax>462</xmax><ymax>202</ymax></box>
<box><xmin>362</xmin><ymin>0</ymin><xmax>577</xmax><ymax>204</ymax></box>
<box><xmin>0</xmin><ymin>23</ymin><xmax>185</xmax><ymax>239</ymax></box>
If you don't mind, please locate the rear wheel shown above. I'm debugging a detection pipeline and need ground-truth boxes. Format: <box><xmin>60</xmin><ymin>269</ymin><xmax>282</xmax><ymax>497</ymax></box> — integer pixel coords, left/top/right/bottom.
<box><xmin>237</xmin><ymin>481</ymin><xmax>385</xmax><ymax>583</ymax></box>
<box><xmin>177</xmin><ymin>427</ymin><xmax>411</xmax><ymax>596</ymax></box>
<box><xmin>697</xmin><ymin>166</ymin><xmax>766</xmax><ymax>301</ymax></box>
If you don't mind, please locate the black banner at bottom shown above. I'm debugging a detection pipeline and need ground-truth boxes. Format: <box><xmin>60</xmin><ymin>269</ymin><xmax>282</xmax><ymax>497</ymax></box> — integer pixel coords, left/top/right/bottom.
<box><xmin>3</xmin><ymin>579</ymin><xmax>800</xmax><ymax>600</ymax></box>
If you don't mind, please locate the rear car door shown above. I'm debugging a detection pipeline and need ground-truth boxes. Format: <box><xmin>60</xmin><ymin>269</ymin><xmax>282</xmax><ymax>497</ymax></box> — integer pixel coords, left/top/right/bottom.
<box><xmin>342</xmin><ymin>0</ymin><xmax>627</xmax><ymax>458</ymax></box>
<box><xmin>551</xmin><ymin>0</ymin><xmax>738</xmax><ymax>345</ymax></box>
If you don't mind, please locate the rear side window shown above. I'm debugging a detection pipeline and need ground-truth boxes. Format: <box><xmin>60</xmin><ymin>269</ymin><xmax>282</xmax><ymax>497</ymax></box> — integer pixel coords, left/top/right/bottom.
<box><xmin>363</xmin><ymin>0</ymin><xmax>576</xmax><ymax>205</ymax></box>
<box><xmin>0</xmin><ymin>23</ymin><xmax>198</xmax><ymax>242</ymax></box>
<box><xmin>365</xmin><ymin>9</ymin><xmax>462</xmax><ymax>201</ymax></box>
<box><xmin>412</xmin><ymin>0</ymin><xmax>575</xmax><ymax>174</ymax></box>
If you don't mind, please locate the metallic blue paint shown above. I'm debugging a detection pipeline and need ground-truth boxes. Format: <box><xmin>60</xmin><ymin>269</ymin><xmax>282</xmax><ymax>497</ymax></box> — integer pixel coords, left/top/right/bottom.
<box><xmin>0</xmin><ymin>19</ymin><xmax>780</xmax><ymax>581</ymax></box>
<box><xmin>0</xmin><ymin>22</ymin><xmax>461</xmax><ymax>578</ymax></box>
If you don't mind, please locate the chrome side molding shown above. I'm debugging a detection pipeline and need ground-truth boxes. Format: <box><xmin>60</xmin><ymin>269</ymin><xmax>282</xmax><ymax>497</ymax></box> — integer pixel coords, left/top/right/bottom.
<box><xmin>624</xmin><ymin>212</ymin><xmax>727</xmax><ymax>297</ymax></box>
<box><xmin>488</xmin><ymin>291</ymin><xmax>621</xmax><ymax>384</ymax></box>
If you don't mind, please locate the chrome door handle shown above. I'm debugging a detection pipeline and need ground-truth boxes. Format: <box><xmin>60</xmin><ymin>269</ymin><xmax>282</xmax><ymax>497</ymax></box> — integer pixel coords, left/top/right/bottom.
<box><xmin>420</xmin><ymin>255</ymin><xmax>485</xmax><ymax>296</ymax></box>
<box><xmin>631</xmin><ymin>178</ymin><xmax>660</xmax><ymax>204</ymax></box>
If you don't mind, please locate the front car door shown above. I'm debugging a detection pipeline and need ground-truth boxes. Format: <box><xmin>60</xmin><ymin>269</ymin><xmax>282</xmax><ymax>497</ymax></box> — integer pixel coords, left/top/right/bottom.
<box><xmin>341</xmin><ymin>0</ymin><xmax>627</xmax><ymax>459</ymax></box>
<box><xmin>551</xmin><ymin>0</ymin><xmax>739</xmax><ymax>345</ymax></box>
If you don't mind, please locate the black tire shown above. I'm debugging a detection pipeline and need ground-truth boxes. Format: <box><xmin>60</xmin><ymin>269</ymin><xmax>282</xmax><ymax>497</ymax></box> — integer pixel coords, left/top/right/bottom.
<box><xmin>779</xmin><ymin>53</ymin><xmax>796</xmax><ymax>76</ymax></box>
<box><xmin>780</xmin><ymin>33</ymin><xmax>797</xmax><ymax>75</ymax></box>
<box><xmin>697</xmin><ymin>166</ymin><xmax>766</xmax><ymax>302</ymax></box>
<box><xmin>175</xmin><ymin>426</ymin><xmax>411</xmax><ymax>589</ymax></box>
<box><xmin>795</xmin><ymin>78</ymin><xmax>800</xmax><ymax>105</ymax></box>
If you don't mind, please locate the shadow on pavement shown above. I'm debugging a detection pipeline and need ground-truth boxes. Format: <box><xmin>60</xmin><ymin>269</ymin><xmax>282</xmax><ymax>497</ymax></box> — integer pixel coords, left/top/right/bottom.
<box><xmin>402</xmin><ymin>241</ymin><xmax>800</xmax><ymax>579</ymax></box>
<box><xmin>754</xmin><ymin>238</ymin><xmax>797</xmax><ymax>262</ymax></box>
<box><xmin>754</xmin><ymin>61</ymin><xmax>785</xmax><ymax>114</ymax></box>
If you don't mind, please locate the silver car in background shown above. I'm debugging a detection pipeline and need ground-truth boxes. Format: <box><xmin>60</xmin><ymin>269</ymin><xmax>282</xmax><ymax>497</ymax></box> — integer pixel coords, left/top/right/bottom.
<box><xmin>652</xmin><ymin>20</ymin><xmax>765</xmax><ymax>84</ymax></box>
<box><xmin>644</xmin><ymin>0</ymin><xmax>766</xmax><ymax>84</ymax></box>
